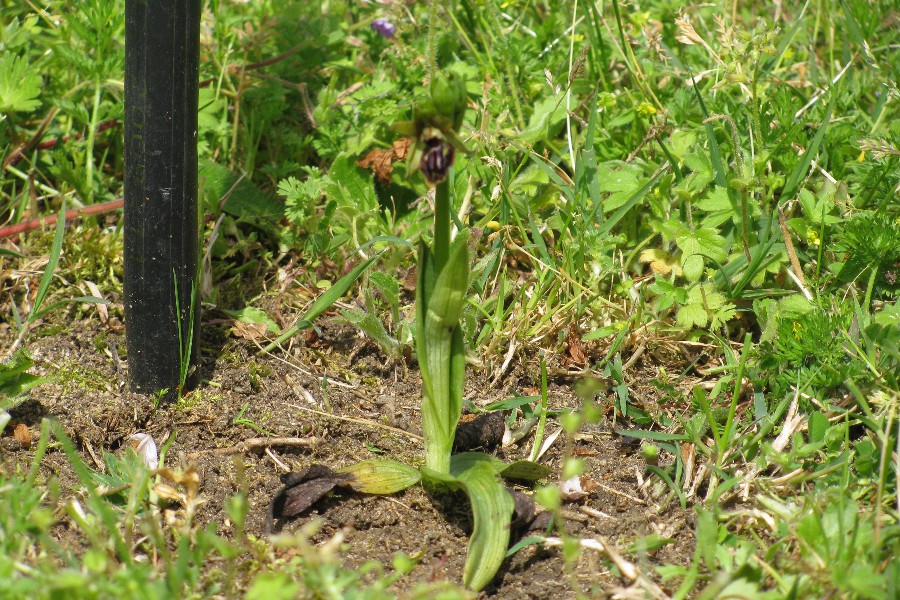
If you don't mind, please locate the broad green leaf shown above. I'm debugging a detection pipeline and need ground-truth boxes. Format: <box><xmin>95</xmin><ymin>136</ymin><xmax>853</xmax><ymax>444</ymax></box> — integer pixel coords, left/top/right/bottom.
<box><xmin>246</xmin><ymin>572</ymin><xmax>300</xmax><ymax>600</ymax></box>
<box><xmin>416</xmin><ymin>242</ymin><xmax>435</xmax><ymax>401</ymax></box>
<box><xmin>499</xmin><ymin>460</ymin><xmax>553</xmax><ymax>482</ymax></box>
<box><xmin>456</xmin><ymin>462</ymin><xmax>515</xmax><ymax>591</ymax></box>
<box><xmin>683</xmin><ymin>152</ymin><xmax>715</xmax><ymax>191</ymax></box>
<box><xmin>677</xmin><ymin>227</ymin><xmax>729</xmax><ymax>264</ymax></box>
<box><xmin>807</xmin><ymin>412</ymin><xmax>828</xmax><ymax>444</ymax></box>
<box><xmin>450</xmin><ymin>452</ymin><xmax>504</xmax><ymax>477</ymax></box>
<box><xmin>338</xmin><ymin>459</ymin><xmax>421</xmax><ymax>494</ymax></box>
<box><xmin>520</xmin><ymin>92</ymin><xmax>566</xmax><ymax>146</ymax></box>
<box><xmin>596</xmin><ymin>166</ymin><xmax>667</xmax><ymax>236</ymax></box>
<box><xmin>797</xmin><ymin>189</ymin><xmax>840</xmax><ymax>225</ymax></box>
<box><xmin>682</xmin><ymin>254</ymin><xmax>705</xmax><ymax>283</ymax></box>
<box><xmin>694</xmin><ymin>186</ymin><xmax>732</xmax><ymax>212</ymax></box>
<box><xmin>425</xmin><ymin>231</ymin><xmax>471</xmax><ymax>331</ymax></box>
<box><xmin>669</xmin><ymin>130</ymin><xmax>697</xmax><ymax>160</ymax></box>
<box><xmin>419</xmin><ymin>465</ymin><xmax>460</xmax><ymax>490</ymax></box>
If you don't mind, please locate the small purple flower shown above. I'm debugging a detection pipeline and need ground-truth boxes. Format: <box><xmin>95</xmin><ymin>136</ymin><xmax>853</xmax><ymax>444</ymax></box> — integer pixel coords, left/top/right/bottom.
<box><xmin>420</xmin><ymin>136</ymin><xmax>455</xmax><ymax>184</ymax></box>
<box><xmin>371</xmin><ymin>18</ymin><xmax>396</xmax><ymax>39</ymax></box>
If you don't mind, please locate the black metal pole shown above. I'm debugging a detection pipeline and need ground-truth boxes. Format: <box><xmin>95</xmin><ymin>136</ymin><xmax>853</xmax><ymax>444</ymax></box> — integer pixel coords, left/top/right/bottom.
<box><xmin>124</xmin><ymin>0</ymin><xmax>202</xmax><ymax>400</ymax></box>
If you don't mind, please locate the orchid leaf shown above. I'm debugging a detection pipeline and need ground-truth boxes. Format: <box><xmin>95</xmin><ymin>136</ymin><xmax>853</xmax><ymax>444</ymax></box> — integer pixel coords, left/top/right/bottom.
<box><xmin>338</xmin><ymin>459</ymin><xmax>421</xmax><ymax>494</ymax></box>
<box><xmin>499</xmin><ymin>460</ymin><xmax>553</xmax><ymax>482</ymax></box>
<box><xmin>456</xmin><ymin>461</ymin><xmax>515</xmax><ymax>591</ymax></box>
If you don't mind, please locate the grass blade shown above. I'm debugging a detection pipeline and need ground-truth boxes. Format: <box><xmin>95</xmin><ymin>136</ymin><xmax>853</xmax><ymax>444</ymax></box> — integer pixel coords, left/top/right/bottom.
<box><xmin>262</xmin><ymin>253</ymin><xmax>380</xmax><ymax>352</ymax></box>
<box><xmin>781</xmin><ymin>90</ymin><xmax>838</xmax><ymax>200</ymax></box>
<box><xmin>28</xmin><ymin>199</ymin><xmax>67</xmax><ymax>325</ymax></box>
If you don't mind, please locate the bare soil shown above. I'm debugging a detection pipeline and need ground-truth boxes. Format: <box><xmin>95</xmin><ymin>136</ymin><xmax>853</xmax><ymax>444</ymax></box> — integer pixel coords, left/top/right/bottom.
<box><xmin>2</xmin><ymin>315</ymin><xmax>696</xmax><ymax>598</ymax></box>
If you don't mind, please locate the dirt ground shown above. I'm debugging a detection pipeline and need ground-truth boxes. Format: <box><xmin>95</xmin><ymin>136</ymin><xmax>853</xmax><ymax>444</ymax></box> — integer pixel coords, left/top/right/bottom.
<box><xmin>2</xmin><ymin>314</ymin><xmax>696</xmax><ymax>598</ymax></box>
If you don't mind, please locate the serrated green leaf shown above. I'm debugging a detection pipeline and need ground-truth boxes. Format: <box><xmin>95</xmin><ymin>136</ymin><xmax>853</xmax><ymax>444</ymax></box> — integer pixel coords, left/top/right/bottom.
<box><xmin>0</xmin><ymin>52</ymin><xmax>41</xmax><ymax>113</ymax></box>
<box><xmin>369</xmin><ymin>271</ymin><xmax>400</xmax><ymax>310</ymax></box>
<box><xmin>338</xmin><ymin>459</ymin><xmax>421</xmax><ymax>494</ymax></box>
<box><xmin>669</xmin><ymin>130</ymin><xmax>697</xmax><ymax>160</ymax></box>
<box><xmin>201</xmin><ymin>159</ymin><xmax>283</xmax><ymax>218</ymax></box>
<box><xmin>598</xmin><ymin>162</ymin><xmax>645</xmax><ymax>212</ymax></box>
<box><xmin>695</xmin><ymin>186</ymin><xmax>732</xmax><ymax>212</ymax></box>
<box><xmin>676</xmin><ymin>302</ymin><xmax>708</xmax><ymax>328</ymax></box>
<box><xmin>341</xmin><ymin>308</ymin><xmax>398</xmax><ymax>353</ymax></box>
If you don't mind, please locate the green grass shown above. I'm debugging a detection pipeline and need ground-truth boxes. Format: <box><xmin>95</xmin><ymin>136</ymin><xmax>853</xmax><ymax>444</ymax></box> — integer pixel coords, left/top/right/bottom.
<box><xmin>2</xmin><ymin>0</ymin><xmax>899</xmax><ymax>596</ymax></box>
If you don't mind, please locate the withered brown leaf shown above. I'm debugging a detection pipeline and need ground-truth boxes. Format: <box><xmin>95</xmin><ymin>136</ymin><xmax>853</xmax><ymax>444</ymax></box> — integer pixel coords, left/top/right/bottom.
<box><xmin>357</xmin><ymin>138</ymin><xmax>412</xmax><ymax>184</ymax></box>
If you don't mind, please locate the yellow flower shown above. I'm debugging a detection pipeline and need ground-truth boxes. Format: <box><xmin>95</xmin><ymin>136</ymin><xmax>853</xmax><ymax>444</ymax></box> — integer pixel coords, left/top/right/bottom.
<box><xmin>637</xmin><ymin>101</ymin><xmax>657</xmax><ymax>116</ymax></box>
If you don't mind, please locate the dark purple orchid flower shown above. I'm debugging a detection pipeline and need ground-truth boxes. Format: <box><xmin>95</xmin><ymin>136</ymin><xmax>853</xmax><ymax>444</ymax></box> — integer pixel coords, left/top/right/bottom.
<box><xmin>420</xmin><ymin>135</ymin><xmax>455</xmax><ymax>184</ymax></box>
<box><xmin>371</xmin><ymin>18</ymin><xmax>396</xmax><ymax>39</ymax></box>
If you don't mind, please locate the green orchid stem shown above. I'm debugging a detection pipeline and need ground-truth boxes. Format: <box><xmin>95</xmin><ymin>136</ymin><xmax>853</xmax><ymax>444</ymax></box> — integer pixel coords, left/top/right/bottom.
<box><xmin>434</xmin><ymin>178</ymin><xmax>451</xmax><ymax>273</ymax></box>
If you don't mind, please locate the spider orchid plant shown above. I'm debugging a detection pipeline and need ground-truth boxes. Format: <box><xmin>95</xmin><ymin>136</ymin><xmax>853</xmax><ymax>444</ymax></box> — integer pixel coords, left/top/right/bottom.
<box><xmin>307</xmin><ymin>72</ymin><xmax>549</xmax><ymax>591</ymax></box>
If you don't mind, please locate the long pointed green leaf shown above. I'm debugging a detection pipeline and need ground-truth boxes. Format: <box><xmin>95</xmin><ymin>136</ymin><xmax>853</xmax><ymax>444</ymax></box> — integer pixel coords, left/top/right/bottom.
<box><xmin>689</xmin><ymin>80</ymin><xmax>728</xmax><ymax>189</ymax></box>
<box><xmin>760</xmin><ymin>1</ymin><xmax>809</xmax><ymax>77</ymax></box>
<box><xmin>421</xmin><ymin>232</ymin><xmax>470</xmax><ymax>473</ymax></box>
<box><xmin>416</xmin><ymin>242</ymin><xmax>435</xmax><ymax>400</ymax></box>
<box><xmin>263</xmin><ymin>253</ymin><xmax>380</xmax><ymax>352</ymax></box>
<box><xmin>781</xmin><ymin>91</ymin><xmax>838</xmax><ymax>200</ymax></box>
<box><xmin>456</xmin><ymin>462</ymin><xmax>515</xmax><ymax>591</ymax></box>
<box><xmin>447</xmin><ymin>325</ymin><xmax>466</xmax><ymax>447</ymax></box>
<box><xmin>31</xmin><ymin>295</ymin><xmax>110</xmax><ymax>321</ymax></box>
<box><xmin>28</xmin><ymin>198</ymin><xmax>67</xmax><ymax>324</ymax></box>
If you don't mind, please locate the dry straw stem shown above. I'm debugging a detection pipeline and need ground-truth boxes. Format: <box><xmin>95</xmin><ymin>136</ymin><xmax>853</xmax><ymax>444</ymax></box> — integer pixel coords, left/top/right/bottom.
<box><xmin>288</xmin><ymin>402</ymin><xmax>424</xmax><ymax>442</ymax></box>
<box><xmin>187</xmin><ymin>436</ymin><xmax>321</xmax><ymax>460</ymax></box>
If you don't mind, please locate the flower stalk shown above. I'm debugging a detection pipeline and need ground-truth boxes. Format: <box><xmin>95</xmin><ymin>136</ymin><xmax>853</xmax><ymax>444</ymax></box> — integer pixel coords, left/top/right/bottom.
<box><xmin>407</xmin><ymin>71</ymin><xmax>470</xmax><ymax>476</ymax></box>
